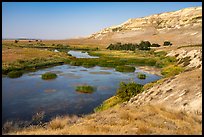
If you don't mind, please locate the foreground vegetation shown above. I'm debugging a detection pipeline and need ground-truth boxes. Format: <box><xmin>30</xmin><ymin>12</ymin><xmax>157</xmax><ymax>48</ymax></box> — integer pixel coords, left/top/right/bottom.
<box><xmin>95</xmin><ymin>81</ymin><xmax>143</xmax><ymax>112</ymax></box>
<box><xmin>4</xmin><ymin>104</ymin><xmax>201</xmax><ymax>135</ymax></box>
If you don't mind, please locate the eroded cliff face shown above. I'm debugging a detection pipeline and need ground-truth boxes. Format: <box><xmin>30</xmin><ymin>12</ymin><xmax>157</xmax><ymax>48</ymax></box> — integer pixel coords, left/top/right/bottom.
<box><xmin>88</xmin><ymin>6</ymin><xmax>202</xmax><ymax>46</ymax></box>
<box><xmin>127</xmin><ymin>47</ymin><xmax>202</xmax><ymax>115</ymax></box>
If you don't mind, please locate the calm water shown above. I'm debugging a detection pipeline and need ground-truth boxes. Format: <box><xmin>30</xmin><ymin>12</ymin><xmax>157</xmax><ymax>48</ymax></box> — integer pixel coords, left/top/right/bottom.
<box><xmin>2</xmin><ymin>52</ymin><xmax>161</xmax><ymax>125</ymax></box>
<box><xmin>68</xmin><ymin>50</ymin><xmax>99</xmax><ymax>58</ymax></box>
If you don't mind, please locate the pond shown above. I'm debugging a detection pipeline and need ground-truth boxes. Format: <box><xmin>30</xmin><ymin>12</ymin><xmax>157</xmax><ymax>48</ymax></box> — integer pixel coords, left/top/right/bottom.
<box><xmin>68</xmin><ymin>50</ymin><xmax>99</xmax><ymax>58</ymax></box>
<box><xmin>2</xmin><ymin>64</ymin><xmax>161</xmax><ymax>125</ymax></box>
<box><xmin>2</xmin><ymin>50</ymin><xmax>162</xmax><ymax>125</ymax></box>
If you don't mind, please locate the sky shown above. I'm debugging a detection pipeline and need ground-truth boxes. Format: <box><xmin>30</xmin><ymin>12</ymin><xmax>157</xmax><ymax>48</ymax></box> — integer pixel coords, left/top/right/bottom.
<box><xmin>2</xmin><ymin>2</ymin><xmax>202</xmax><ymax>40</ymax></box>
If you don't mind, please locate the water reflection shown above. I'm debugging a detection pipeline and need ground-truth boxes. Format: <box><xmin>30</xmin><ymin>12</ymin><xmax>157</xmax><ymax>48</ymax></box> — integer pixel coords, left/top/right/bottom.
<box><xmin>68</xmin><ymin>50</ymin><xmax>99</xmax><ymax>58</ymax></box>
<box><xmin>2</xmin><ymin>64</ymin><xmax>161</xmax><ymax>125</ymax></box>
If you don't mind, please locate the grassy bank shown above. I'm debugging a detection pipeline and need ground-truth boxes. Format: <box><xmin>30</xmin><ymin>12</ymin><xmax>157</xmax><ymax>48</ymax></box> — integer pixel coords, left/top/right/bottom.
<box><xmin>94</xmin><ymin>81</ymin><xmax>143</xmax><ymax>112</ymax></box>
<box><xmin>2</xmin><ymin>41</ymin><xmax>178</xmax><ymax>77</ymax></box>
<box><xmin>2</xmin><ymin>44</ymin><xmax>73</xmax><ymax>75</ymax></box>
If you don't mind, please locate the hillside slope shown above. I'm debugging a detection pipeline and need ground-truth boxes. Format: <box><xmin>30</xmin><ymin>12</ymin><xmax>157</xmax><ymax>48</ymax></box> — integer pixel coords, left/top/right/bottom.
<box><xmin>82</xmin><ymin>6</ymin><xmax>202</xmax><ymax>46</ymax></box>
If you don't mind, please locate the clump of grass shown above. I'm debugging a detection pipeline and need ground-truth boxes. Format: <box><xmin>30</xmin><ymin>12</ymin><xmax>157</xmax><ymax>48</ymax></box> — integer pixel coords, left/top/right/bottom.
<box><xmin>94</xmin><ymin>96</ymin><xmax>122</xmax><ymax>112</ymax></box>
<box><xmin>70</xmin><ymin>61</ymin><xmax>83</xmax><ymax>66</ymax></box>
<box><xmin>161</xmin><ymin>65</ymin><xmax>184</xmax><ymax>77</ymax></box>
<box><xmin>115</xmin><ymin>66</ymin><xmax>135</xmax><ymax>72</ymax></box>
<box><xmin>2</xmin><ymin>121</ymin><xmax>15</xmax><ymax>134</ymax></box>
<box><xmin>75</xmin><ymin>85</ymin><xmax>95</xmax><ymax>93</ymax></box>
<box><xmin>31</xmin><ymin>111</ymin><xmax>45</xmax><ymax>125</ymax></box>
<box><xmin>48</xmin><ymin>116</ymin><xmax>68</xmax><ymax>130</ymax></box>
<box><xmin>137</xmin><ymin>73</ymin><xmax>146</xmax><ymax>79</ymax></box>
<box><xmin>8</xmin><ymin>71</ymin><xmax>23</xmax><ymax>78</ymax></box>
<box><xmin>41</xmin><ymin>72</ymin><xmax>57</xmax><ymax>80</ymax></box>
<box><xmin>82</xmin><ymin>62</ymin><xmax>96</xmax><ymax>68</ymax></box>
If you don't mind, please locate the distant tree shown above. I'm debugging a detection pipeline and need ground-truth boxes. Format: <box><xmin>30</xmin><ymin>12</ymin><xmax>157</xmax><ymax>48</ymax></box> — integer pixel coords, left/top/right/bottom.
<box><xmin>138</xmin><ymin>41</ymin><xmax>151</xmax><ymax>50</ymax></box>
<box><xmin>163</xmin><ymin>41</ymin><xmax>172</xmax><ymax>46</ymax></box>
<box><xmin>107</xmin><ymin>41</ymin><xmax>151</xmax><ymax>51</ymax></box>
<box><xmin>151</xmin><ymin>43</ymin><xmax>161</xmax><ymax>47</ymax></box>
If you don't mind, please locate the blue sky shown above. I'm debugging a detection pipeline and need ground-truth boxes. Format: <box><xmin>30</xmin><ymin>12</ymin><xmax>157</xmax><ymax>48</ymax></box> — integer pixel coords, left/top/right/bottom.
<box><xmin>2</xmin><ymin>2</ymin><xmax>202</xmax><ymax>40</ymax></box>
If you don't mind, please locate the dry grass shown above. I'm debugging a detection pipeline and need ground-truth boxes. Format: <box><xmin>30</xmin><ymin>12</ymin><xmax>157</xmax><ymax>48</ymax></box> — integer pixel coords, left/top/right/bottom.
<box><xmin>48</xmin><ymin>116</ymin><xmax>69</xmax><ymax>130</ymax></box>
<box><xmin>2</xmin><ymin>46</ymin><xmax>67</xmax><ymax>63</ymax></box>
<box><xmin>9</xmin><ymin>104</ymin><xmax>202</xmax><ymax>135</ymax></box>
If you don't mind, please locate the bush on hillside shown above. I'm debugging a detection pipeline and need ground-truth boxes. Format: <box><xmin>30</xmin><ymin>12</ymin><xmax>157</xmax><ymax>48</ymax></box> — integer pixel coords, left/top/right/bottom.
<box><xmin>116</xmin><ymin>82</ymin><xmax>143</xmax><ymax>102</ymax></box>
<box><xmin>163</xmin><ymin>41</ymin><xmax>172</xmax><ymax>46</ymax></box>
<box><xmin>151</xmin><ymin>43</ymin><xmax>161</xmax><ymax>47</ymax></box>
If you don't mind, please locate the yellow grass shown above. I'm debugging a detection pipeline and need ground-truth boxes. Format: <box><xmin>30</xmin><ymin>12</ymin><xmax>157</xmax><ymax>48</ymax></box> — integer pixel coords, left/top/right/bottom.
<box><xmin>8</xmin><ymin>104</ymin><xmax>202</xmax><ymax>135</ymax></box>
<box><xmin>2</xmin><ymin>47</ymin><xmax>68</xmax><ymax>63</ymax></box>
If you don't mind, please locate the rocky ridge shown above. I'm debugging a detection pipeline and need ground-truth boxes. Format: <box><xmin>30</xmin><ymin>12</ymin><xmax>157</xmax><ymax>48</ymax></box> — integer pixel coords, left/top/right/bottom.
<box><xmin>88</xmin><ymin>6</ymin><xmax>202</xmax><ymax>46</ymax></box>
<box><xmin>127</xmin><ymin>47</ymin><xmax>202</xmax><ymax>115</ymax></box>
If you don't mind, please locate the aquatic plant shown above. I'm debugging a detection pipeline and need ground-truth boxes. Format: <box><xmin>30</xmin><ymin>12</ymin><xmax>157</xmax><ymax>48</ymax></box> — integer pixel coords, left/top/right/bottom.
<box><xmin>82</xmin><ymin>62</ymin><xmax>96</xmax><ymax>68</ymax></box>
<box><xmin>8</xmin><ymin>71</ymin><xmax>23</xmax><ymax>78</ymax></box>
<box><xmin>137</xmin><ymin>73</ymin><xmax>146</xmax><ymax>79</ymax></box>
<box><xmin>75</xmin><ymin>85</ymin><xmax>95</xmax><ymax>93</ymax></box>
<box><xmin>70</xmin><ymin>61</ymin><xmax>83</xmax><ymax>66</ymax></box>
<box><xmin>42</xmin><ymin>72</ymin><xmax>57</xmax><ymax>80</ymax></box>
<box><xmin>115</xmin><ymin>66</ymin><xmax>135</xmax><ymax>72</ymax></box>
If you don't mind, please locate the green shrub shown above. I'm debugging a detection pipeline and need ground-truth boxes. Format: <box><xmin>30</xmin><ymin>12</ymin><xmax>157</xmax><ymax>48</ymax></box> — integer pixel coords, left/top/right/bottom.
<box><xmin>115</xmin><ymin>66</ymin><xmax>135</xmax><ymax>72</ymax></box>
<box><xmin>163</xmin><ymin>41</ymin><xmax>172</xmax><ymax>46</ymax></box>
<box><xmin>116</xmin><ymin>82</ymin><xmax>143</xmax><ymax>102</ymax></box>
<box><xmin>8</xmin><ymin>71</ymin><xmax>23</xmax><ymax>78</ymax></box>
<box><xmin>75</xmin><ymin>85</ymin><xmax>95</xmax><ymax>93</ymax></box>
<box><xmin>138</xmin><ymin>41</ymin><xmax>151</xmax><ymax>50</ymax></box>
<box><xmin>137</xmin><ymin>73</ymin><xmax>146</xmax><ymax>79</ymax></box>
<box><xmin>161</xmin><ymin>65</ymin><xmax>184</xmax><ymax>77</ymax></box>
<box><xmin>155</xmin><ymin>56</ymin><xmax>177</xmax><ymax>68</ymax></box>
<box><xmin>151</xmin><ymin>43</ymin><xmax>161</xmax><ymax>47</ymax></box>
<box><xmin>107</xmin><ymin>41</ymin><xmax>151</xmax><ymax>51</ymax></box>
<box><xmin>42</xmin><ymin>72</ymin><xmax>57</xmax><ymax>80</ymax></box>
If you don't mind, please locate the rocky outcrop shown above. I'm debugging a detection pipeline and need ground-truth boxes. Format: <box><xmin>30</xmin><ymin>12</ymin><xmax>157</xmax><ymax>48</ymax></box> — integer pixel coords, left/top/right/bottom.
<box><xmin>128</xmin><ymin>68</ymin><xmax>202</xmax><ymax>115</ymax></box>
<box><xmin>88</xmin><ymin>6</ymin><xmax>202</xmax><ymax>46</ymax></box>
<box><xmin>127</xmin><ymin>47</ymin><xmax>202</xmax><ymax>115</ymax></box>
<box><xmin>167</xmin><ymin>48</ymin><xmax>202</xmax><ymax>69</ymax></box>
